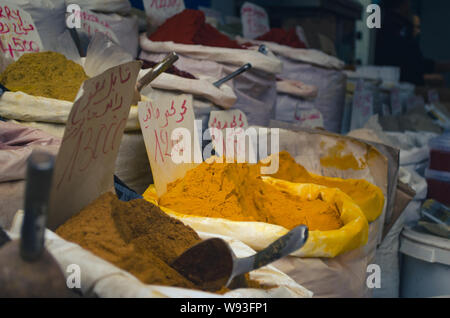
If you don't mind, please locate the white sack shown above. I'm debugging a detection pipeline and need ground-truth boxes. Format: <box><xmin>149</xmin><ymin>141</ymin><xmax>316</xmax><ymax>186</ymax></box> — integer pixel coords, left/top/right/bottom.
<box><xmin>8</xmin><ymin>211</ymin><xmax>313</xmax><ymax>298</ymax></box>
<box><xmin>141</xmin><ymin>51</ymin><xmax>277</xmax><ymax>126</ymax></box>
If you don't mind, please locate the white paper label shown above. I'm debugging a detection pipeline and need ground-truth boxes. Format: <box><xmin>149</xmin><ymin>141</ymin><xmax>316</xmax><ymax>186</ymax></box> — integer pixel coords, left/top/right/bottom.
<box><xmin>294</xmin><ymin>108</ymin><xmax>324</xmax><ymax>128</ymax></box>
<box><xmin>208</xmin><ymin>109</ymin><xmax>256</xmax><ymax>162</ymax></box>
<box><xmin>241</xmin><ymin>2</ymin><xmax>270</xmax><ymax>39</ymax></box>
<box><xmin>0</xmin><ymin>3</ymin><xmax>43</xmax><ymax>60</ymax></box>
<box><xmin>138</xmin><ymin>93</ymin><xmax>200</xmax><ymax>197</ymax></box>
<box><xmin>143</xmin><ymin>0</ymin><xmax>185</xmax><ymax>28</ymax></box>
<box><xmin>48</xmin><ymin>61</ymin><xmax>141</xmax><ymax>230</ymax></box>
<box><xmin>79</xmin><ymin>9</ymin><xmax>120</xmax><ymax>44</ymax></box>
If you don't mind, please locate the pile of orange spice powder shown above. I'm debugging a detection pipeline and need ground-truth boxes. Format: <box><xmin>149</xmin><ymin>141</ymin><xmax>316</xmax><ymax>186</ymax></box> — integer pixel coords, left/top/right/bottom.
<box><xmin>157</xmin><ymin>158</ymin><xmax>344</xmax><ymax>231</ymax></box>
<box><xmin>56</xmin><ymin>192</ymin><xmax>266</xmax><ymax>292</ymax></box>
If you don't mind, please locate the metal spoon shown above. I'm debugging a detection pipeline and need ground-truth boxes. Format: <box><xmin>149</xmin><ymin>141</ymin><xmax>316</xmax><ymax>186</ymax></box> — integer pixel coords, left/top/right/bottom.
<box><xmin>0</xmin><ymin>151</ymin><xmax>73</xmax><ymax>297</ymax></box>
<box><xmin>213</xmin><ymin>63</ymin><xmax>252</xmax><ymax>88</ymax></box>
<box><xmin>171</xmin><ymin>224</ymin><xmax>308</xmax><ymax>291</ymax></box>
<box><xmin>132</xmin><ymin>52</ymin><xmax>179</xmax><ymax>104</ymax></box>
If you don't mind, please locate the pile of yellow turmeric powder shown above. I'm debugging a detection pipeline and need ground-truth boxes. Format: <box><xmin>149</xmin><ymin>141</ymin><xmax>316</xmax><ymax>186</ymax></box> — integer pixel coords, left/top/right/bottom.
<box><xmin>154</xmin><ymin>151</ymin><xmax>384</xmax><ymax>231</ymax></box>
<box><xmin>158</xmin><ymin>158</ymin><xmax>344</xmax><ymax>231</ymax></box>
<box><xmin>56</xmin><ymin>192</ymin><xmax>266</xmax><ymax>292</ymax></box>
<box><xmin>0</xmin><ymin>52</ymin><xmax>88</xmax><ymax>101</ymax></box>
<box><xmin>268</xmin><ymin>151</ymin><xmax>384</xmax><ymax>222</ymax></box>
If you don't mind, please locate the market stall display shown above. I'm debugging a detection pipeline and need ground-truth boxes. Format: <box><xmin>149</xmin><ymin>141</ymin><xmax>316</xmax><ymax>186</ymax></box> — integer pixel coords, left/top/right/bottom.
<box><xmin>1</xmin><ymin>0</ymin><xmax>447</xmax><ymax>301</ymax></box>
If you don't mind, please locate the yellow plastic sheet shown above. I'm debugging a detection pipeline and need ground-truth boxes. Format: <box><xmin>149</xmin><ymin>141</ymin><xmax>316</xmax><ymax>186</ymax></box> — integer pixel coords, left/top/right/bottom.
<box><xmin>299</xmin><ymin>173</ymin><xmax>385</xmax><ymax>223</ymax></box>
<box><xmin>143</xmin><ymin>177</ymin><xmax>370</xmax><ymax>258</ymax></box>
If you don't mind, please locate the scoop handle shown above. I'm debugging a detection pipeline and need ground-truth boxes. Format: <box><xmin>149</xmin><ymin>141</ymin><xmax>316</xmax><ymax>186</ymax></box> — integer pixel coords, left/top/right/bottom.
<box><xmin>136</xmin><ymin>52</ymin><xmax>179</xmax><ymax>92</ymax></box>
<box><xmin>20</xmin><ymin>151</ymin><xmax>54</xmax><ymax>262</ymax></box>
<box><xmin>232</xmin><ymin>225</ymin><xmax>308</xmax><ymax>278</ymax></box>
<box><xmin>213</xmin><ymin>63</ymin><xmax>252</xmax><ymax>88</ymax></box>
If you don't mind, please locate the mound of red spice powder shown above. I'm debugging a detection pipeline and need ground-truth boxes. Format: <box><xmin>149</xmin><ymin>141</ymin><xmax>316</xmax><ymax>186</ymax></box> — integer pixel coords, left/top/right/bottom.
<box><xmin>256</xmin><ymin>28</ymin><xmax>307</xmax><ymax>49</ymax></box>
<box><xmin>149</xmin><ymin>9</ymin><xmax>243</xmax><ymax>49</ymax></box>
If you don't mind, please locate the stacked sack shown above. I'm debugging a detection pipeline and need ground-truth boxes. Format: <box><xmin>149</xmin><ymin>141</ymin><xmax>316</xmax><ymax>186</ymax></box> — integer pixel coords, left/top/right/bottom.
<box><xmin>140</xmin><ymin>9</ymin><xmax>282</xmax><ymax>127</ymax></box>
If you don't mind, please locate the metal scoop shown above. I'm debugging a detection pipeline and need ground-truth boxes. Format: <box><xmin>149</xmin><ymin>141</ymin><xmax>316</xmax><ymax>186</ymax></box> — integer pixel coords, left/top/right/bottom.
<box><xmin>171</xmin><ymin>224</ymin><xmax>308</xmax><ymax>291</ymax></box>
<box><xmin>213</xmin><ymin>63</ymin><xmax>252</xmax><ymax>88</ymax></box>
<box><xmin>0</xmin><ymin>151</ymin><xmax>73</xmax><ymax>297</ymax></box>
<box><xmin>132</xmin><ymin>52</ymin><xmax>179</xmax><ymax>105</ymax></box>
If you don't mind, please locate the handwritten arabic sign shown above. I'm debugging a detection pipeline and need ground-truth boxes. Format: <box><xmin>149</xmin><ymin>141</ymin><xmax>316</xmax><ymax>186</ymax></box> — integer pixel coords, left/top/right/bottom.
<box><xmin>47</xmin><ymin>61</ymin><xmax>141</xmax><ymax>230</ymax></box>
<box><xmin>79</xmin><ymin>9</ymin><xmax>120</xmax><ymax>45</ymax></box>
<box><xmin>241</xmin><ymin>2</ymin><xmax>270</xmax><ymax>39</ymax></box>
<box><xmin>143</xmin><ymin>0</ymin><xmax>185</xmax><ymax>29</ymax></box>
<box><xmin>0</xmin><ymin>4</ymin><xmax>43</xmax><ymax>60</ymax></box>
<box><xmin>294</xmin><ymin>108</ymin><xmax>324</xmax><ymax>128</ymax></box>
<box><xmin>208</xmin><ymin>109</ymin><xmax>255</xmax><ymax>161</ymax></box>
<box><xmin>138</xmin><ymin>93</ymin><xmax>200</xmax><ymax>197</ymax></box>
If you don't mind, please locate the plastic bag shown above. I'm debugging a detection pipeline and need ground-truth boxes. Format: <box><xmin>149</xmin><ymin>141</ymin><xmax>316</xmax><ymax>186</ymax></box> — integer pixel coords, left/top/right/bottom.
<box><xmin>144</xmin><ymin>178</ymin><xmax>369</xmax><ymax>258</ymax></box>
<box><xmin>12</xmin><ymin>0</ymin><xmax>67</xmax><ymax>51</ymax></box>
<box><xmin>75</xmin><ymin>9</ymin><xmax>139</xmax><ymax>58</ymax></box>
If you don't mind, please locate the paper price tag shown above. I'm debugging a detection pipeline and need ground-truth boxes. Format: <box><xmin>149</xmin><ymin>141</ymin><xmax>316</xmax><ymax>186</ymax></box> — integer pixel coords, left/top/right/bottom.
<box><xmin>138</xmin><ymin>94</ymin><xmax>200</xmax><ymax>197</ymax></box>
<box><xmin>79</xmin><ymin>9</ymin><xmax>120</xmax><ymax>45</ymax></box>
<box><xmin>241</xmin><ymin>2</ymin><xmax>270</xmax><ymax>39</ymax></box>
<box><xmin>208</xmin><ymin>109</ymin><xmax>256</xmax><ymax>162</ymax></box>
<box><xmin>209</xmin><ymin>109</ymin><xmax>248</xmax><ymax>131</ymax></box>
<box><xmin>0</xmin><ymin>3</ymin><xmax>43</xmax><ymax>60</ymax></box>
<box><xmin>294</xmin><ymin>108</ymin><xmax>324</xmax><ymax>128</ymax></box>
<box><xmin>47</xmin><ymin>61</ymin><xmax>141</xmax><ymax>230</ymax></box>
<box><xmin>143</xmin><ymin>0</ymin><xmax>185</xmax><ymax>29</ymax></box>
